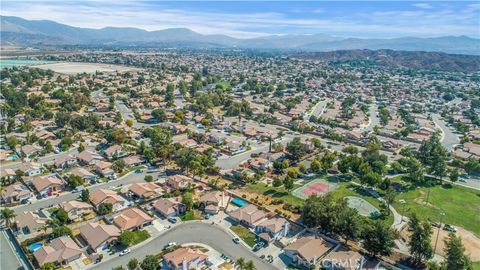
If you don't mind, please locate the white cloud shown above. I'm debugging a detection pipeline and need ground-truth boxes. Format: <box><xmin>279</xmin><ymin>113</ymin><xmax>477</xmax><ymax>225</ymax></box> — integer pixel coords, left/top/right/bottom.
<box><xmin>413</xmin><ymin>3</ymin><xmax>433</xmax><ymax>9</ymax></box>
<box><xmin>1</xmin><ymin>1</ymin><xmax>478</xmax><ymax>38</ymax></box>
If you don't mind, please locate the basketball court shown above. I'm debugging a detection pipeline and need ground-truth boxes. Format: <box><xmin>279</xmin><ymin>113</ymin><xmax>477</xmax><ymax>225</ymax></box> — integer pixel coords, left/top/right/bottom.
<box><xmin>346</xmin><ymin>196</ymin><xmax>380</xmax><ymax>217</ymax></box>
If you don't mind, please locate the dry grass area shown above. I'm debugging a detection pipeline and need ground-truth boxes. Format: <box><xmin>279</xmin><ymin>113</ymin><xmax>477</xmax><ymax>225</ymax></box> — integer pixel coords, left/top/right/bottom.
<box><xmin>400</xmin><ymin>225</ymin><xmax>480</xmax><ymax>262</ymax></box>
<box><xmin>31</xmin><ymin>62</ymin><xmax>141</xmax><ymax>75</ymax></box>
<box><xmin>83</xmin><ymin>258</ymin><xmax>92</xmax><ymax>265</ymax></box>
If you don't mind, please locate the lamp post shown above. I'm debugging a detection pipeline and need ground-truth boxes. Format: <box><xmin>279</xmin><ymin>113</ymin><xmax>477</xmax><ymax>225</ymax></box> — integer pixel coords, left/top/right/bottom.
<box><xmin>434</xmin><ymin>212</ymin><xmax>446</xmax><ymax>253</ymax></box>
<box><xmin>399</xmin><ymin>199</ymin><xmax>406</xmax><ymax>224</ymax></box>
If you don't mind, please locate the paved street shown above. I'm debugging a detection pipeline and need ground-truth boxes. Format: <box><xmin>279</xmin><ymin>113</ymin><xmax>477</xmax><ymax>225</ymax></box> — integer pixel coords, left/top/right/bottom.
<box><xmin>12</xmin><ymin>171</ymin><xmax>153</xmax><ymax>214</ymax></box>
<box><xmin>365</xmin><ymin>100</ymin><xmax>379</xmax><ymax>132</ymax></box>
<box><xmin>432</xmin><ymin>113</ymin><xmax>460</xmax><ymax>151</ymax></box>
<box><xmin>91</xmin><ymin>222</ymin><xmax>278</xmax><ymax>270</ymax></box>
<box><xmin>1</xmin><ymin>229</ymin><xmax>30</xmax><ymax>270</ymax></box>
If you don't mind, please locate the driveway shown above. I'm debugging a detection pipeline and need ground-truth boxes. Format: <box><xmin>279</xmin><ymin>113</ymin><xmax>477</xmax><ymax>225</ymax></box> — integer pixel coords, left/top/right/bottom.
<box><xmin>91</xmin><ymin>222</ymin><xmax>278</xmax><ymax>270</ymax></box>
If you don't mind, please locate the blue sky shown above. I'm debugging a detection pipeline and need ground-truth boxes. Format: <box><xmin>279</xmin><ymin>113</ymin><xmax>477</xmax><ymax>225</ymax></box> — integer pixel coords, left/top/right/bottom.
<box><xmin>2</xmin><ymin>1</ymin><xmax>479</xmax><ymax>38</ymax></box>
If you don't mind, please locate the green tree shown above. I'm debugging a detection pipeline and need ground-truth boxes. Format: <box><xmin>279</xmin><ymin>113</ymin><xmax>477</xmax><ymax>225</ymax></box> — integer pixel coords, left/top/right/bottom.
<box><xmin>119</xmin><ymin>230</ymin><xmax>136</xmax><ymax>246</ymax></box>
<box><xmin>81</xmin><ymin>189</ymin><xmax>90</xmax><ymax>202</ymax></box>
<box><xmin>286</xmin><ymin>137</ymin><xmax>307</xmax><ymax>162</ymax></box>
<box><xmin>236</xmin><ymin>257</ymin><xmax>246</xmax><ymax>270</ymax></box>
<box><xmin>0</xmin><ymin>208</ymin><xmax>16</xmax><ymax>227</ymax></box>
<box><xmin>182</xmin><ymin>192</ymin><xmax>194</xmax><ymax>211</ymax></box>
<box><xmin>443</xmin><ymin>232</ymin><xmax>472</xmax><ymax>270</ymax></box>
<box><xmin>128</xmin><ymin>258</ymin><xmax>139</xmax><ymax>270</ymax></box>
<box><xmin>97</xmin><ymin>202</ymin><xmax>113</xmax><ymax>215</ymax></box>
<box><xmin>449</xmin><ymin>169</ymin><xmax>459</xmax><ymax>183</ymax></box>
<box><xmin>174</xmin><ymin>147</ymin><xmax>198</xmax><ymax>173</ymax></box>
<box><xmin>51</xmin><ymin>226</ymin><xmax>72</xmax><ymax>238</ymax></box>
<box><xmin>408</xmin><ymin>214</ymin><xmax>434</xmax><ymax>263</ymax></box>
<box><xmin>40</xmin><ymin>262</ymin><xmax>56</xmax><ymax>270</ymax></box>
<box><xmin>140</xmin><ymin>255</ymin><xmax>158</xmax><ymax>270</ymax></box>
<box><xmin>151</xmin><ymin>108</ymin><xmax>167</xmax><ymax>122</ymax></box>
<box><xmin>55</xmin><ymin>209</ymin><xmax>69</xmax><ymax>224</ymax></box>
<box><xmin>310</xmin><ymin>159</ymin><xmax>321</xmax><ymax>173</ymax></box>
<box><xmin>112</xmin><ymin>267</ymin><xmax>125</xmax><ymax>270</ymax></box>
<box><xmin>362</xmin><ymin>220</ymin><xmax>395</xmax><ymax>257</ymax></box>
<box><xmin>320</xmin><ymin>151</ymin><xmax>337</xmax><ymax>172</ymax></box>
<box><xmin>67</xmin><ymin>175</ymin><xmax>84</xmax><ymax>187</ymax></box>
<box><xmin>144</xmin><ymin>175</ymin><xmax>154</xmax><ymax>182</ymax></box>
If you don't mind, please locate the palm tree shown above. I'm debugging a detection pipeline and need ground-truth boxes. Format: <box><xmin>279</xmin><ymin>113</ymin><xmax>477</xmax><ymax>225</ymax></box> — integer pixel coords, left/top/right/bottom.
<box><xmin>244</xmin><ymin>260</ymin><xmax>257</xmax><ymax>270</ymax></box>
<box><xmin>236</xmin><ymin>257</ymin><xmax>245</xmax><ymax>270</ymax></box>
<box><xmin>0</xmin><ymin>208</ymin><xmax>16</xmax><ymax>228</ymax></box>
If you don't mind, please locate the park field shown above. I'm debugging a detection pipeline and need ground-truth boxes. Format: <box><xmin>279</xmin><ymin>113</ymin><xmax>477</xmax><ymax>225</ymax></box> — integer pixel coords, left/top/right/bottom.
<box><xmin>393</xmin><ymin>183</ymin><xmax>480</xmax><ymax>236</ymax></box>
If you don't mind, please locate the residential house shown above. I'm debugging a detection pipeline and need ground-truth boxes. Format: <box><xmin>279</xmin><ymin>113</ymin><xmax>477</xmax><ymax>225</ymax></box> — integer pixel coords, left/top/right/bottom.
<box><xmin>79</xmin><ymin>222</ymin><xmax>121</xmax><ymax>253</ymax></box>
<box><xmin>247</xmin><ymin>157</ymin><xmax>271</xmax><ymax>172</ymax></box>
<box><xmin>31</xmin><ymin>175</ymin><xmax>64</xmax><ymax>196</ymax></box>
<box><xmin>77</xmin><ymin>150</ymin><xmax>103</xmax><ymax>165</ymax></box>
<box><xmin>15</xmin><ymin>210</ymin><xmax>50</xmax><ymax>234</ymax></box>
<box><xmin>19</xmin><ymin>162</ymin><xmax>43</xmax><ymax>176</ymax></box>
<box><xmin>104</xmin><ymin>145</ymin><xmax>127</xmax><ymax>159</ymax></box>
<box><xmin>166</xmin><ymin>174</ymin><xmax>193</xmax><ymax>190</ymax></box>
<box><xmin>122</xmin><ymin>155</ymin><xmax>145</xmax><ymax>167</ymax></box>
<box><xmin>94</xmin><ymin>161</ymin><xmax>115</xmax><ymax>178</ymax></box>
<box><xmin>153</xmin><ymin>198</ymin><xmax>185</xmax><ymax>218</ymax></box>
<box><xmin>68</xmin><ymin>167</ymin><xmax>96</xmax><ymax>182</ymax></box>
<box><xmin>228</xmin><ymin>204</ymin><xmax>268</xmax><ymax>228</ymax></box>
<box><xmin>113</xmin><ymin>207</ymin><xmax>154</xmax><ymax>231</ymax></box>
<box><xmin>0</xmin><ymin>182</ymin><xmax>31</xmax><ymax>204</ymax></box>
<box><xmin>163</xmin><ymin>247</ymin><xmax>208</xmax><ymax>270</ymax></box>
<box><xmin>59</xmin><ymin>200</ymin><xmax>94</xmax><ymax>221</ymax></box>
<box><xmin>127</xmin><ymin>182</ymin><xmax>162</xmax><ymax>200</ymax></box>
<box><xmin>322</xmin><ymin>246</ymin><xmax>365</xmax><ymax>270</ymax></box>
<box><xmin>255</xmin><ymin>217</ymin><xmax>289</xmax><ymax>243</ymax></box>
<box><xmin>284</xmin><ymin>236</ymin><xmax>335</xmax><ymax>269</ymax></box>
<box><xmin>0</xmin><ymin>168</ymin><xmax>16</xmax><ymax>181</ymax></box>
<box><xmin>20</xmin><ymin>144</ymin><xmax>41</xmax><ymax>158</ymax></box>
<box><xmin>90</xmin><ymin>189</ymin><xmax>128</xmax><ymax>212</ymax></box>
<box><xmin>199</xmin><ymin>190</ymin><xmax>223</xmax><ymax>215</ymax></box>
<box><xmin>33</xmin><ymin>236</ymin><xmax>83</xmax><ymax>267</ymax></box>
<box><xmin>54</xmin><ymin>153</ymin><xmax>77</xmax><ymax>169</ymax></box>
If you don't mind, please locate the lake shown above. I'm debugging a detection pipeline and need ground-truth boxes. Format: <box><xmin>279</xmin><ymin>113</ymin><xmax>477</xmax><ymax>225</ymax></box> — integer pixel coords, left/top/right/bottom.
<box><xmin>0</xmin><ymin>59</ymin><xmax>55</xmax><ymax>69</ymax></box>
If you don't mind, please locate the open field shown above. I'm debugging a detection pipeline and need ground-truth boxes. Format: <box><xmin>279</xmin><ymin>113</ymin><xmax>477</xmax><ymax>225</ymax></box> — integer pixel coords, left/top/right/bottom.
<box><xmin>393</xmin><ymin>184</ymin><xmax>480</xmax><ymax>236</ymax></box>
<box><xmin>31</xmin><ymin>62</ymin><xmax>140</xmax><ymax>74</ymax></box>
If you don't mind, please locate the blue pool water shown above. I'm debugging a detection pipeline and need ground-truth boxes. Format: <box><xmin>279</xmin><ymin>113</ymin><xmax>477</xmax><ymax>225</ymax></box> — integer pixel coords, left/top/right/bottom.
<box><xmin>29</xmin><ymin>243</ymin><xmax>43</xmax><ymax>252</ymax></box>
<box><xmin>231</xmin><ymin>197</ymin><xmax>248</xmax><ymax>207</ymax></box>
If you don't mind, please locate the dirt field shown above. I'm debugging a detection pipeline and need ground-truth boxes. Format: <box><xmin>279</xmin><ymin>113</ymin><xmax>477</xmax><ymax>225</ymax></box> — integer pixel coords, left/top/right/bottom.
<box><xmin>31</xmin><ymin>62</ymin><xmax>140</xmax><ymax>74</ymax></box>
<box><xmin>401</xmin><ymin>226</ymin><xmax>480</xmax><ymax>262</ymax></box>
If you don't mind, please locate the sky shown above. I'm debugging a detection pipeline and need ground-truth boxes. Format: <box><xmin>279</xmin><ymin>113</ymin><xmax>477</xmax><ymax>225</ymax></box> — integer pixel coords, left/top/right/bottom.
<box><xmin>1</xmin><ymin>1</ymin><xmax>479</xmax><ymax>39</ymax></box>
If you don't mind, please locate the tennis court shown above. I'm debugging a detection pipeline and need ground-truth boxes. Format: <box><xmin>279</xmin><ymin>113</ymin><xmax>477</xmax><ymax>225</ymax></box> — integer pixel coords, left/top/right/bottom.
<box><xmin>292</xmin><ymin>178</ymin><xmax>339</xmax><ymax>199</ymax></box>
<box><xmin>346</xmin><ymin>196</ymin><xmax>380</xmax><ymax>217</ymax></box>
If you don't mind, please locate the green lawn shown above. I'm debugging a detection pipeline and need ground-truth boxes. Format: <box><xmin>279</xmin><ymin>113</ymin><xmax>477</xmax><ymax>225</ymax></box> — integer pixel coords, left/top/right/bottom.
<box><xmin>392</xmin><ymin>183</ymin><xmax>480</xmax><ymax>236</ymax></box>
<box><xmin>180</xmin><ymin>210</ymin><xmax>203</xmax><ymax>221</ymax></box>
<box><xmin>230</xmin><ymin>225</ymin><xmax>256</xmax><ymax>247</ymax></box>
<box><xmin>472</xmin><ymin>261</ymin><xmax>480</xmax><ymax>270</ymax></box>
<box><xmin>130</xmin><ymin>230</ymin><xmax>150</xmax><ymax>245</ymax></box>
<box><xmin>245</xmin><ymin>183</ymin><xmax>304</xmax><ymax>206</ymax></box>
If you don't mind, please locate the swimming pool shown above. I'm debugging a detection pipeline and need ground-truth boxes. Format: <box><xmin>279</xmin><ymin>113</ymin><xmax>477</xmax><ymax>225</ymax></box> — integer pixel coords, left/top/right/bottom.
<box><xmin>231</xmin><ymin>197</ymin><xmax>248</xmax><ymax>207</ymax></box>
<box><xmin>29</xmin><ymin>243</ymin><xmax>43</xmax><ymax>252</ymax></box>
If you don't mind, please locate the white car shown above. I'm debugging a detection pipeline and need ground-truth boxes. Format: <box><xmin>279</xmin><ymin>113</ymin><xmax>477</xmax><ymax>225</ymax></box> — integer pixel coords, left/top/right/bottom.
<box><xmin>164</xmin><ymin>242</ymin><xmax>177</xmax><ymax>249</ymax></box>
<box><xmin>119</xmin><ymin>248</ymin><xmax>131</xmax><ymax>256</ymax></box>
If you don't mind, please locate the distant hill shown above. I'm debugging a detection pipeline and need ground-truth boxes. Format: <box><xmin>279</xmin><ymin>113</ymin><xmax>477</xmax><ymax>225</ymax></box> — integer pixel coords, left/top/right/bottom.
<box><xmin>1</xmin><ymin>15</ymin><xmax>479</xmax><ymax>55</ymax></box>
<box><xmin>294</xmin><ymin>49</ymin><xmax>480</xmax><ymax>72</ymax></box>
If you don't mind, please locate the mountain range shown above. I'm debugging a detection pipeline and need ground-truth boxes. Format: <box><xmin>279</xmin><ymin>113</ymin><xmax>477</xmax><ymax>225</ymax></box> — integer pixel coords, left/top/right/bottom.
<box><xmin>1</xmin><ymin>15</ymin><xmax>479</xmax><ymax>55</ymax></box>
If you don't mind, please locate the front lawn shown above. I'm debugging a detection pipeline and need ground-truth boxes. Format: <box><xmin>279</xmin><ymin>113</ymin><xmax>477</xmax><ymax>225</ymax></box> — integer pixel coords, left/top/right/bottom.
<box><xmin>180</xmin><ymin>210</ymin><xmax>203</xmax><ymax>221</ymax></box>
<box><xmin>230</xmin><ymin>225</ymin><xmax>256</xmax><ymax>247</ymax></box>
<box><xmin>119</xmin><ymin>230</ymin><xmax>151</xmax><ymax>246</ymax></box>
<box><xmin>393</xmin><ymin>183</ymin><xmax>480</xmax><ymax>236</ymax></box>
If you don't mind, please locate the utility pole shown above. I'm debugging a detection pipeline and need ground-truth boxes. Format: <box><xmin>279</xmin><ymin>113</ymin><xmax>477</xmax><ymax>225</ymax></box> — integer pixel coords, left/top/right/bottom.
<box><xmin>434</xmin><ymin>212</ymin><xmax>446</xmax><ymax>253</ymax></box>
<box><xmin>269</xmin><ymin>135</ymin><xmax>272</xmax><ymax>153</ymax></box>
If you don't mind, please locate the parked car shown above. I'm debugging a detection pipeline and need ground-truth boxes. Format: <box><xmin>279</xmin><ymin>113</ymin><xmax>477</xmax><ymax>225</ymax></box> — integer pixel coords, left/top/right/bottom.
<box><xmin>233</xmin><ymin>238</ymin><xmax>240</xmax><ymax>244</ymax></box>
<box><xmin>430</xmin><ymin>222</ymin><xmax>441</xmax><ymax>228</ymax></box>
<box><xmin>119</xmin><ymin>248</ymin><xmax>131</xmax><ymax>256</ymax></box>
<box><xmin>135</xmin><ymin>169</ymin><xmax>142</xmax><ymax>173</ymax></box>
<box><xmin>167</xmin><ymin>217</ymin><xmax>178</xmax><ymax>224</ymax></box>
<box><xmin>164</xmin><ymin>242</ymin><xmax>177</xmax><ymax>250</ymax></box>
<box><xmin>444</xmin><ymin>224</ymin><xmax>457</xmax><ymax>232</ymax></box>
